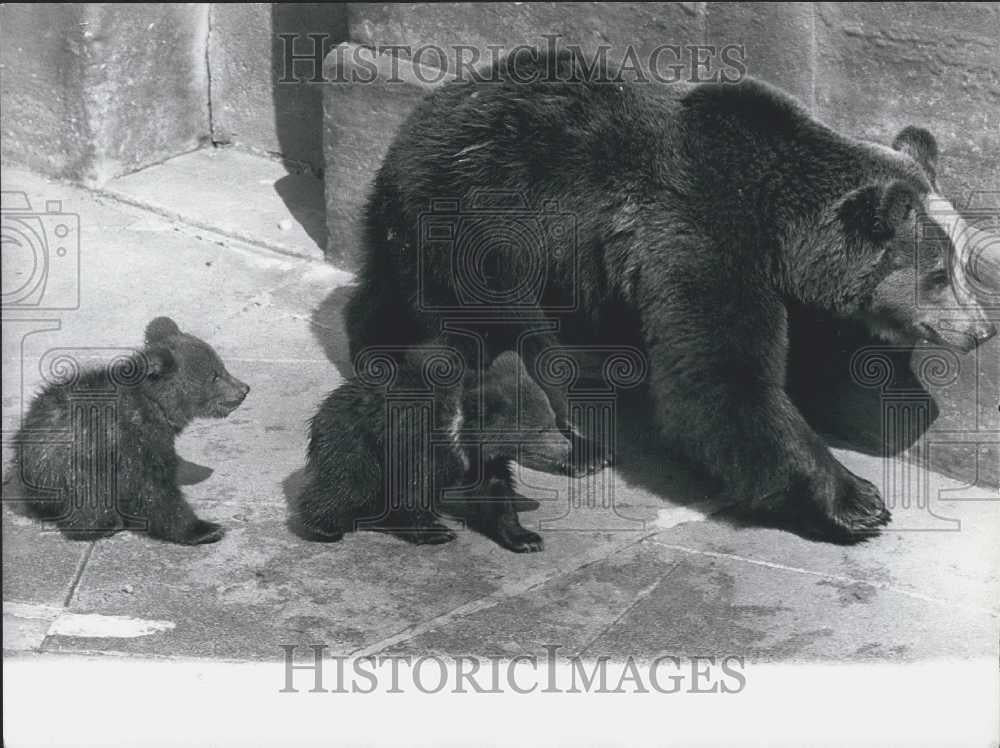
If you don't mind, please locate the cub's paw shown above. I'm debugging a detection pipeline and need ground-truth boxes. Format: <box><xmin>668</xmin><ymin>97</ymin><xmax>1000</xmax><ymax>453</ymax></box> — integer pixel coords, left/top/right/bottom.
<box><xmin>182</xmin><ymin>519</ymin><xmax>227</xmax><ymax>545</ymax></box>
<box><xmin>496</xmin><ymin>522</ymin><xmax>544</xmax><ymax>553</ymax></box>
<box><xmin>60</xmin><ymin>527</ymin><xmax>118</xmax><ymax>541</ymax></box>
<box><xmin>408</xmin><ymin>526</ymin><xmax>457</xmax><ymax>545</ymax></box>
<box><xmin>377</xmin><ymin>510</ymin><xmax>456</xmax><ymax>545</ymax></box>
<box><xmin>296</xmin><ymin>524</ymin><xmax>345</xmax><ymax>543</ymax></box>
<box><xmin>565</xmin><ymin>433</ymin><xmax>614</xmax><ymax>477</ymax></box>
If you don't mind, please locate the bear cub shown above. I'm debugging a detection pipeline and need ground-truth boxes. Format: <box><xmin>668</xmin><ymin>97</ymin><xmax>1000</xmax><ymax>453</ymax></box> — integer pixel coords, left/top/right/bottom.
<box><xmin>6</xmin><ymin>317</ymin><xmax>250</xmax><ymax>545</ymax></box>
<box><xmin>290</xmin><ymin>347</ymin><xmax>570</xmax><ymax>552</ymax></box>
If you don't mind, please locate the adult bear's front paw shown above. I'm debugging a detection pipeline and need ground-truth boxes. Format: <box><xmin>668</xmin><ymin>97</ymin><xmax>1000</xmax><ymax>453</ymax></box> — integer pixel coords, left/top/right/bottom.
<box><xmin>830</xmin><ymin>472</ymin><xmax>891</xmax><ymax>538</ymax></box>
<box><xmin>806</xmin><ymin>469</ymin><xmax>891</xmax><ymax>543</ymax></box>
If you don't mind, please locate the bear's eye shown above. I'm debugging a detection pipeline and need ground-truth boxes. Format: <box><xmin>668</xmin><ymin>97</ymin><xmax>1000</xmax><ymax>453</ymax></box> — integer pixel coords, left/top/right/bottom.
<box><xmin>212</xmin><ymin>372</ymin><xmax>220</xmax><ymax>383</ymax></box>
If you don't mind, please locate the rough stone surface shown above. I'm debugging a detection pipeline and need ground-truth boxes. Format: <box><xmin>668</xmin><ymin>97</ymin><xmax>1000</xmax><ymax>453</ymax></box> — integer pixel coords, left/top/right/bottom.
<box><xmin>323</xmin><ymin>43</ymin><xmax>455</xmax><ymax>268</ymax></box>
<box><xmin>814</xmin><ymin>2</ymin><xmax>1000</xmax><ymax>201</ymax></box>
<box><xmin>1</xmin><ymin>516</ymin><xmax>89</xmax><ymax>608</ymax></box>
<box><xmin>348</xmin><ymin>2</ymin><xmax>707</xmax><ymax>76</ymax></box>
<box><xmin>102</xmin><ymin>147</ymin><xmax>329</xmax><ymax>261</ymax></box>
<box><xmin>208</xmin><ymin>2</ymin><xmax>348</xmax><ymax>171</ymax></box>
<box><xmin>0</xmin><ymin>3</ymin><xmax>210</xmax><ymax>186</ymax></box>
<box><xmin>705</xmin><ymin>2</ymin><xmax>816</xmax><ymax>108</ymax></box>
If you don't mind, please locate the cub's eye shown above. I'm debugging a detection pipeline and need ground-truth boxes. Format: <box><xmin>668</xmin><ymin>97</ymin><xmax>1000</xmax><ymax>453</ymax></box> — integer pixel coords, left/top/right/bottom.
<box><xmin>212</xmin><ymin>373</ymin><xmax>220</xmax><ymax>383</ymax></box>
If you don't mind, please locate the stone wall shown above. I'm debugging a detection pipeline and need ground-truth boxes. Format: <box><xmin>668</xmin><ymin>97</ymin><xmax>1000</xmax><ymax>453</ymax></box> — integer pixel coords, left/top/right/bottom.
<box><xmin>207</xmin><ymin>3</ymin><xmax>347</xmax><ymax>171</ymax></box>
<box><xmin>4</xmin><ymin>3</ymin><xmax>995</xmax><ymax>192</ymax></box>
<box><xmin>1</xmin><ymin>3</ymin><xmax>210</xmax><ymax>186</ymax></box>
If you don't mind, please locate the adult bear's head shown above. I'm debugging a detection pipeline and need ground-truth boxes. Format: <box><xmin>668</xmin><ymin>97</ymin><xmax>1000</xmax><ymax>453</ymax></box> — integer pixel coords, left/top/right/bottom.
<box><xmin>829</xmin><ymin>127</ymin><xmax>996</xmax><ymax>353</ymax></box>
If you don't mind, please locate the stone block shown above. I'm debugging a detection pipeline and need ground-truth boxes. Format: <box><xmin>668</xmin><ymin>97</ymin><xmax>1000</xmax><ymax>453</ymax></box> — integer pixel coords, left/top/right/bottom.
<box><xmin>348</xmin><ymin>2</ymin><xmax>708</xmax><ymax>79</ymax></box>
<box><xmin>814</xmin><ymin>2</ymin><xmax>1000</xmax><ymax>200</ymax></box>
<box><xmin>706</xmin><ymin>2</ymin><xmax>816</xmax><ymax>108</ymax></box>
<box><xmin>322</xmin><ymin>43</ymin><xmax>454</xmax><ymax>268</ymax></box>
<box><xmin>208</xmin><ymin>2</ymin><xmax>348</xmax><ymax>170</ymax></box>
<box><xmin>0</xmin><ymin>3</ymin><xmax>211</xmax><ymax>186</ymax></box>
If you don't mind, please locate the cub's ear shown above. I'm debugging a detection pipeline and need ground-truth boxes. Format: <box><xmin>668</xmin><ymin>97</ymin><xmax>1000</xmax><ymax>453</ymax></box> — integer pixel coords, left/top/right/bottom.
<box><xmin>145</xmin><ymin>316</ymin><xmax>181</xmax><ymax>345</ymax></box>
<box><xmin>144</xmin><ymin>346</ymin><xmax>176</xmax><ymax>380</ymax></box>
<box><xmin>839</xmin><ymin>180</ymin><xmax>918</xmax><ymax>241</ymax></box>
<box><xmin>892</xmin><ymin>126</ymin><xmax>938</xmax><ymax>183</ymax></box>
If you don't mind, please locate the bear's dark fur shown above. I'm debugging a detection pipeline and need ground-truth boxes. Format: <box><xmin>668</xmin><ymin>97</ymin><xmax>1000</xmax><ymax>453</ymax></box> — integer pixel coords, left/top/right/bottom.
<box><xmin>343</xmin><ymin>50</ymin><xmax>995</xmax><ymax>543</ymax></box>
<box><xmin>5</xmin><ymin>317</ymin><xmax>250</xmax><ymax>545</ymax></box>
<box><xmin>290</xmin><ymin>347</ymin><xmax>569</xmax><ymax>552</ymax></box>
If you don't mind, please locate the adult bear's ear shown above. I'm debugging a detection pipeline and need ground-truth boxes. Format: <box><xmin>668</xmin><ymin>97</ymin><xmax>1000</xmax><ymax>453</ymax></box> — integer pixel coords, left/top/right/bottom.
<box><xmin>145</xmin><ymin>316</ymin><xmax>181</xmax><ymax>345</ymax></box>
<box><xmin>892</xmin><ymin>126</ymin><xmax>938</xmax><ymax>183</ymax></box>
<box><xmin>875</xmin><ymin>180</ymin><xmax>919</xmax><ymax>240</ymax></box>
<box><xmin>839</xmin><ymin>180</ymin><xmax>918</xmax><ymax>241</ymax></box>
<box><xmin>145</xmin><ymin>346</ymin><xmax>176</xmax><ymax>380</ymax></box>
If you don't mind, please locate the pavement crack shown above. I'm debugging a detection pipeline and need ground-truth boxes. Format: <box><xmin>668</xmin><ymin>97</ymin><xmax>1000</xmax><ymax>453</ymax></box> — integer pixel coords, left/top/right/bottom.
<box><xmin>575</xmin><ymin>560</ymin><xmax>682</xmax><ymax>658</ymax></box>
<box><xmin>645</xmin><ymin>539</ymin><xmax>998</xmax><ymax>618</ymax></box>
<box><xmin>348</xmin><ymin>530</ymin><xmax>661</xmax><ymax>658</ymax></box>
<box><xmin>62</xmin><ymin>541</ymin><xmax>96</xmax><ymax>608</ymax></box>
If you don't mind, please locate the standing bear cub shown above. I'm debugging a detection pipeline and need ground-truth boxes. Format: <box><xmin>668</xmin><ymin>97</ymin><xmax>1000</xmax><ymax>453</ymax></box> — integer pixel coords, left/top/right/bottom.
<box><xmin>6</xmin><ymin>317</ymin><xmax>250</xmax><ymax>545</ymax></box>
<box><xmin>290</xmin><ymin>346</ymin><xmax>570</xmax><ymax>552</ymax></box>
<box><xmin>344</xmin><ymin>49</ymin><xmax>996</xmax><ymax>543</ymax></box>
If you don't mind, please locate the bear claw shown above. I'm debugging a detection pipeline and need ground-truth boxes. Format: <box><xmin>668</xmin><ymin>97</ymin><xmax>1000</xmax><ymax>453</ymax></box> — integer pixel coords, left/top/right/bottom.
<box><xmin>819</xmin><ymin>476</ymin><xmax>891</xmax><ymax>542</ymax></box>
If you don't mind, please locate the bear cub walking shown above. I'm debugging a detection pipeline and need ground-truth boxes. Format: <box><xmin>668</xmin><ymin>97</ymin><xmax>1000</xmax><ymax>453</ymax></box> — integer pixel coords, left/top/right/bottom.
<box><xmin>6</xmin><ymin>317</ymin><xmax>250</xmax><ymax>545</ymax></box>
<box><xmin>291</xmin><ymin>346</ymin><xmax>570</xmax><ymax>552</ymax></box>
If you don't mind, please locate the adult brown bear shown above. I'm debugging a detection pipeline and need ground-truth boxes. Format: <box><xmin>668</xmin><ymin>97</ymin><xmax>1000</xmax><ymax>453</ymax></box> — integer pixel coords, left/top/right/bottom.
<box><xmin>342</xmin><ymin>49</ymin><xmax>995</xmax><ymax>543</ymax></box>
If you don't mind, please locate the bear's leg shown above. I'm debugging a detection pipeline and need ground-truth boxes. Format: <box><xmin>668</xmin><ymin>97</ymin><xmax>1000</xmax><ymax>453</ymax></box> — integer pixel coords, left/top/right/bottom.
<box><xmin>144</xmin><ymin>485</ymin><xmax>225</xmax><ymax>545</ymax></box>
<box><xmin>657</xmin><ymin>369</ymin><xmax>890</xmax><ymax>541</ymax></box>
<box><xmin>520</xmin><ymin>332</ymin><xmax>613</xmax><ymax>476</ymax></box>
<box><xmin>377</xmin><ymin>509</ymin><xmax>457</xmax><ymax>545</ymax></box>
<box><xmin>466</xmin><ymin>474</ymin><xmax>544</xmax><ymax>553</ymax></box>
<box><xmin>287</xmin><ymin>490</ymin><xmax>346</xmax><ymax>542</ymax></box>
<box><xmin>643</xmin><ymin>276</ymin><xmax>890</xmax><ymax>542</ymax></box>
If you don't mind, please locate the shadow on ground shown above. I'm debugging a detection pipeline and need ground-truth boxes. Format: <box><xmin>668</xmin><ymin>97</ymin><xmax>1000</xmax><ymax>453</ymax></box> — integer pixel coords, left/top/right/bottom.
<box><xmin>273</xmin><ymin>172</ymin><xmax>328</xmax><ymax>251</ymax></box>
<box><xmin>267</xmin><ymin>3</ymin><xmax>349</xmax><ymax>256</ymax></box>
<box><xmin>309</xmin><ymin>285</ymin><xmax>355</xmax><ymax>375</ymax></box>
<box><xmin>786</xmin><ymin>304</ymin><xmax>938</xmax><ymax>457</ymax></box>
<box><xmin>177</xmin><ymin>458</ymin><xmax>214</xmax><ymax>486</ymax></box>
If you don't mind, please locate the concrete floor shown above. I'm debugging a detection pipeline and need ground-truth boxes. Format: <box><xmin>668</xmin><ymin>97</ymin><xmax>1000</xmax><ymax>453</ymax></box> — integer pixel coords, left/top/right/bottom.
<box><xmin>3</xmin><ymin>152</ymin><xmax>999</xmax><ymax>672</ymax></box>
